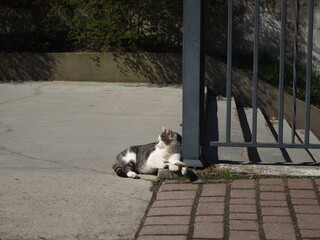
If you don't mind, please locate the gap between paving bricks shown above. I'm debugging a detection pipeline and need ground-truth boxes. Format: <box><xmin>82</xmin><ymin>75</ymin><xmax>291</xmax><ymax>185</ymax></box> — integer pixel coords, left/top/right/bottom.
<box><xmin>255</xmin><ymin>179</ymin><xmax>266</xmax><ymax>240</ymax></box>
<box><xmin>284</xmin><ymin>178</ymin><xmax>302</xmax><ymax>240</ymax></box>
<box><xmin>135</xmin><ymin>178</ymin><xmax>320</xmax><ymax>240</ymax></box>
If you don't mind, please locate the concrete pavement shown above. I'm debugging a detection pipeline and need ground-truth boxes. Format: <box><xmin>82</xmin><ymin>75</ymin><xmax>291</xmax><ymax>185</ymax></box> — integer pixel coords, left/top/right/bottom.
<box><xmin>0</xmin><ymin>82</ymin><xmax>182</xmax><ymax>240</ymax></box>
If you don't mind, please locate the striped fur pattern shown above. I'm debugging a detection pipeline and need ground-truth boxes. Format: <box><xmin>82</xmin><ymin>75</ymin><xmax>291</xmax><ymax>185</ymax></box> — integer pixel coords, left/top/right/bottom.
<box><xmin>113</xmin><ymin>128</ymin><xmax>187</xmax><ymax>179</ymax></box>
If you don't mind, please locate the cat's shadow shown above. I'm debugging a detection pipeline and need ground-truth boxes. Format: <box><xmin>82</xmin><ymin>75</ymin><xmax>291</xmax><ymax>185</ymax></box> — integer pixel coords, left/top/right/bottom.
<box><xmin>186</xmin><ymin>170</ymin><xmax>199</xmax><ymax>181</ymax></box>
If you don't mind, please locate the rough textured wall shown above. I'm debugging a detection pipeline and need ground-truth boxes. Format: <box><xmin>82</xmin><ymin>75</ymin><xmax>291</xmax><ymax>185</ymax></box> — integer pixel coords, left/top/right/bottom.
<box><xmin>205</xmin><ymin>0</ymin><xmax>320</xmax><ymax>68</ymax></box>
<box><xmin>0</xmin><ymin>53</ymin><xmax>182</xmax><ymax>84</ymax></box>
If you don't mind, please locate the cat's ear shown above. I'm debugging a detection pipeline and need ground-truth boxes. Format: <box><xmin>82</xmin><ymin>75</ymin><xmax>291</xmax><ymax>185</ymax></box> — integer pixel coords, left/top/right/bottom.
<box><xmin>162</xmin><ymin>126</ymin><xmax>166</xmax><ymax>132</ymax></box>
<box><xmin>166</xmin><ymin>128</ymin><xmax>174</xmax><ymax>138</ymax></box>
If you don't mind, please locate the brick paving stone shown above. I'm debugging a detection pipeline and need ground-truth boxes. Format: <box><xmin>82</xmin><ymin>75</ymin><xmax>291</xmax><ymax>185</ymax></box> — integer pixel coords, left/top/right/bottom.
<box><xmin>263</xmin><ymin>223</ymin><xmax>296</xmax><ymax>240</ymax></box>
<box><xmin>137</xmin><ymin>236</ymin><xmax>187</xmax><ymax>240</ymax></box>
<box><xmin>229</xmin><ymin>220</ymin><xmax>259</xmax><ymax>231</ymax></box>
<box><xmin>260</xmin><ymin>178</ymin><xmax>284</xmax><ymax>185</ymax></box>
<box><xmin>195</xmin><ymin>215</ymin><xmax>224</xmax><ymax>223</ymax></box>
<box><xmin>201</xmin><ymin>184</ymin><xmax>226</xmax><ymax>196</ymax></box>
<box><xmin>291</xmin><ymin>198</ymin><xmax>318</xmax><ymax>205</ymax></box>
<box><xmin>290</xmin><ymin>190</ymin><xmax>317</xmax><ymax>199</ymax></box>
<box><xmin>148</xmin><ymin>206</ymin><xmax>192</xmax><ymax>216</ymax></box>
<box><xmin>156</xmin><ymin>191</ymin><xmax>196</xmax><ymax>200</ymax></box>
<box><xmin>197</xmin><ymin>202</ymin><xmax>225</xmax><ymax>215</ymax></box>
<box><xmin>260</xmin><ymin>192</ymin><xmax>286</xmax><ymax>200</ymax></box>
<box><xmin>261</xmin><ymin>207</ymin><xmax>290</xmax><ymax>216</ymax></box>
<box><xmin>260</xmin><ymin>185</ymin><xmax>285</xmax><ymax>192</ymax></box>
<box><xmin>296</xmin><ymin>214</ymin><xmax>320</xmax><ymax>229</ymax></box>
<box><xmin>159</xmin><ymin>183</ymin><xmax>198</xmax><ymax>192</ymax></box>
<box><xmin>139</xmin><ymin>225</ymin><xmax>189</xmax><ymax>235</ymax></box>
<box><xmin>293</xmin><ymin>205</ymin><xmax>320</xmax><ymax>214</ymax></box>
<box><xmin>152</xmin><ymin>199</ymin><xmax>194</xmax><ymax>207</ymax></box>
<box><xmin>144</xmin><ymin>216</ymin><xmax>191</xmax><ymax>225</ymax></box>
<box><xmin>315</xmin><ymin>179</ymin><xmax>320</xmax><ymax>185</ymax></box>
<box><xmin>287</xmin><ymin>179</ymin><xmax>314</xmax><ymax>189</ymax></box>
<box><xmin>230</xmin><ymin>198</ymin><xmax>256</xmax><ymax>205</ymax></box>
<box><xmin>231</xmin><ymin>179</ymin><xmax>255</xmax><ymax>188</ymax></box>
<box><xmin>199</xmin><ymin>196</ymin><xmax>225</xmax><ymax>202</ymax></box>
<box><xmin>260</xmin><ymin>200</ymin><xmax>288</xmax><ymax>207</ymax></box>
<box><xmin>231</xmin><ymin>189</ymin><xmax>256</xmax><ymax>198</ymax></box>
<box><xmin>229</xmin><ymin>213</ymin><xmax>258</xmax><ymax>220</ymax></box>
<box><xmin>229</xmin><ymin>204</ymin><xmax>257</xmax><ymax>213</ymax></box>
<box><xmin>300</xmin><ymin>229</ymin><xmax>320</xmax><ymax>238</ymax></box>
<box><xmin>229</xmin><ymin>231</ymin><xmax>260</xmax><ymax>240</ymax></box>
<box><xmin>263</xmin><ymin>216</ymin><xmax>293</xmax><ymax>223</ymax></box>
<box><xmin>193</xmin><ymin>223</ymin><xmax>224</xmax><ymax>239</ymax></box>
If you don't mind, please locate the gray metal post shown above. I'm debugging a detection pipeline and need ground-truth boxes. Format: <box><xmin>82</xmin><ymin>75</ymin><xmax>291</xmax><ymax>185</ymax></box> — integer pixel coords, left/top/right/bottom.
<box><xmin>252</xmin><ymin>0</ymin><xmax>260</xmax><ymax>144</ymax></box>
<box><xmin>182</xmin><ymin>0</ymin><xmax>204</xmax><ymax>167</ymax></box>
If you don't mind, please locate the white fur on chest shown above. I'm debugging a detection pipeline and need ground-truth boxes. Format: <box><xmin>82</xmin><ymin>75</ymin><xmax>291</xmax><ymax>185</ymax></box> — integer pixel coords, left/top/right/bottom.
<box><xmin>140</xmin><ymin>148</ymin><xmax>173</xmax><ymax>174</ymax></box>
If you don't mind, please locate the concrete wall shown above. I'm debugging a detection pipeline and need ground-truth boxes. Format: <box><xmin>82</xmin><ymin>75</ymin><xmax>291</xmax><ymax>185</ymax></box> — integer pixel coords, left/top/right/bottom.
<box><xmin>206</xmin><ymin>0</ymin><xmax>320</xmax><ymax>69</ymax></box>
<box><xmin>205</xmin><ymin>56</ymin><xmax>320</xmax><ymax>139</ymax></box>
<box><xmin>0</xmin><ymin>52</ymin><xmax>182</xmax><ymax>84</ymax></box>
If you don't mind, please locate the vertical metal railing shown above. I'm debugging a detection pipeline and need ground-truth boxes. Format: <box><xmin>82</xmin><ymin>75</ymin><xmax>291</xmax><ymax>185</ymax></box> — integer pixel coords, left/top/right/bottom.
<box><xmin>226</xmin><ymin>0</ymin><xmax>233</xmax><ymax>143</ymax></box>
<box><xmin>305</xmin><ymin>0</ymin><xmax>314</xmax><ymax>145</ymax></box>
<box><xmin>291</xmin><ymin>0</ymin><xmax>299</xmax><ymax>143</ymax></box>
<box><xmin>252</xmin><ymin>0</ymin><xmax>260</xmax><ymax>145</ymax></box>
<box><xmin>182</xmin><ymin>0</ymin><xmax>319</xmax><ymax>167</ymax></box>
<box><xmin>278</xmin><ymin>0</ymin><xmax>287</xmax><ymax>144</ymax></box>
<box><xmin>208</xmin><ymin>0</ymin><xmax>319</xmax><ymax>149</ymax></box>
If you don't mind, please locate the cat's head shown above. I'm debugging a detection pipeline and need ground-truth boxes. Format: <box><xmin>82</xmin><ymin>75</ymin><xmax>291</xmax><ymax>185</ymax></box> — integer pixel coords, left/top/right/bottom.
<box><xmin>157</xmin><ymin>127</ymin><xmax>182</xmax><ymax>149</ymax></box>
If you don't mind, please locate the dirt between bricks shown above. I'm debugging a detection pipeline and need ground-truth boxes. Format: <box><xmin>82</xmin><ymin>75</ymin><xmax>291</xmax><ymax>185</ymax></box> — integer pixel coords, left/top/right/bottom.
<box><xmin>135</xmin><ymin>177</ymin><xmax>320</xmax><ymax>240</ymax></box>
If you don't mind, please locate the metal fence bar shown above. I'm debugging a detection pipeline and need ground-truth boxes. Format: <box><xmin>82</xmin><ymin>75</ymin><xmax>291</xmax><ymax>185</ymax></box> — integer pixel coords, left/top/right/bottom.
<box><xmin>209</xmin><ymin>141</ymin><xmax>320</xmax><ymax>149</ymax></box>
<box><xmin>305</xmin><ymin>0</ymin><xmax>314</xmax><ymax>145</ymax></box>
<box><xmin>278</xmin><ymin>0</ymin><xmax>286</xmax><ymax>144</ymax></box>
<box><xmin>226</xmin><ymin>0</ymin><xmax>233</xmax><ymax>143</ymax></box>
<box><xmin>182</xmin><ymin>0</ymin><xmax>204</xmax><ymax>167</ymax></box>
<box><xmin>291</xmin><ymin>0</ymin><xmax>299</xmax><ymax>143</ymax></box>
<box><xmin>252</xmin><ymin>0</ymin><xmax>260</xmax><ymax>144</ymax></box>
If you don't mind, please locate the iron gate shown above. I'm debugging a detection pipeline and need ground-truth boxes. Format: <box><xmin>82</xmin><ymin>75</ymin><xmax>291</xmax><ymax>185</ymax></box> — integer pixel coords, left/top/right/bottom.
<box><xmin>182</xmin><ymin>0</ymin><xmax>319</xmax><ymax>167</ymax></box>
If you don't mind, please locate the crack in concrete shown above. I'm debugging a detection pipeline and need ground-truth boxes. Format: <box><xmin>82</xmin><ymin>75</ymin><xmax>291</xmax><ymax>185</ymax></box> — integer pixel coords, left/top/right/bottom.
<box><xmin>0</xmin><ymin>121</ymin><xmax>13</xmax><ymax>134</ymax></box>
<box><xmin>0</xmin><ymin>145</ymin><xmax>111</xmax><ymax>175</ymax></box>
<box><xmin>0</xmin><ymin>83</ymin><xmax>45</xmax><ymax>106</ymax></box>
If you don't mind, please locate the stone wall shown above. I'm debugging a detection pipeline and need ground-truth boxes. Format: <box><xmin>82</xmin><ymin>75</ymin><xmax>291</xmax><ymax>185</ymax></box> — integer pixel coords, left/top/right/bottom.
<box><xmin>0</xmin><ymin>52</ymin><xmax>182</xmax><ymax>84</ymax></box>
<box><xmin>206</xmin><ymin>0</ymin><xmax>320</xmax><ymax>68</ymax></box>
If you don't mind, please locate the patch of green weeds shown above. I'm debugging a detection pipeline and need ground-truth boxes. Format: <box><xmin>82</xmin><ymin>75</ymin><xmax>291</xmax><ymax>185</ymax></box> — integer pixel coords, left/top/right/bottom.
<box><xmin>258</xmin><ymin>52</ymin><xmax>320</xmax><ymax>108</ymax></box>
<box><xmin>196</xmin><ymin>167</ymin><xmax>236</xmax><ymax>180</ymax></box>
<box><xmin>152</xmin><ymin>178</ymin><xmax>165</xmax><ymax>184</ymax></box>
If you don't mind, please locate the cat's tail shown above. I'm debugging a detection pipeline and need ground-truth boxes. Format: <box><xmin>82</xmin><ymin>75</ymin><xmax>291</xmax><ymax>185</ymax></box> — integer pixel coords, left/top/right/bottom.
<box><xmin>112</xmin><ymin>162</ymin><xmax>127</xmax><ymax>177</ymax></box>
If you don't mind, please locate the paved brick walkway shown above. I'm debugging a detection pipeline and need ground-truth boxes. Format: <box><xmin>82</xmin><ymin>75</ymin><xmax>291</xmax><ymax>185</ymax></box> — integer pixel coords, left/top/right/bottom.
<box><xmin>135</xmin><ymin>178</ymin><xmax>320</xmax><ymax>240</ymax></box>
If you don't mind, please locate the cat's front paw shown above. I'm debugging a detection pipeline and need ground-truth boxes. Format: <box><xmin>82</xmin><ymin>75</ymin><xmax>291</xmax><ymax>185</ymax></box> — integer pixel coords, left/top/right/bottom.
<box><xmin>169</xmin><ymin>164</ymin><xmax>180</xmax><ymax>172</ymax></box>
<box><xmin>181</xmin><ymin>166</ymin><xmax>188</xmax><ymax>176</ymax></box>
<box><xmin>127</xmin><ymin>171</ymin><xmax>140</xmax><ymax>179</ymax></box>
<box><xmin>174</xmin><ymin>162</ymin><xmax>187</xmax><ymax>167</ymax></box>
<box><xmin>174</xmin><ymin>162</ymin><xmax>188</xmax><ymax>175</ymax></box>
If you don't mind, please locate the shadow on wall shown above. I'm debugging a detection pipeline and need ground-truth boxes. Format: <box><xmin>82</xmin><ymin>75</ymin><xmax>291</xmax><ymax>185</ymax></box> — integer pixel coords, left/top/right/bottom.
<box><xmin>111</xmin><ymin>52</ymin><xmax>182</xmax><ymax>84</ymax></box>
<box><xmin>206</xmin><ymin>0</ymin><xmax>320</xmax><ymax>67</ymax></box>
<box><xmin>205</xmin><ymin>55</ymin><xmax>320</xmax><ymax>139</ymax></box>
<box><xmin>0</xmin><ymin>53</ymin><xmax>58</xmax><ymax>82</ymax></box>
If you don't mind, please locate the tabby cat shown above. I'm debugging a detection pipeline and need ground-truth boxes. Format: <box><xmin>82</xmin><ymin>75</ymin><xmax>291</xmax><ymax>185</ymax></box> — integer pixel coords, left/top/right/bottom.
<box><xmin>113</xmin><ymin>128</ymin><xmax>187</xmax><ymax>179</ymax></box>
